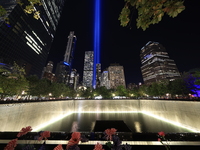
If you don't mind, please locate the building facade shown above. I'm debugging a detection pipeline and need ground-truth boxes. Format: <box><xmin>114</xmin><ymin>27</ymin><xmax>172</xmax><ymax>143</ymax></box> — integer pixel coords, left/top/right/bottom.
<box><xmin>45</xmin><ymin>61</ymin><xmax>54</xmax><ymax>73</ymax></box>
<box><xmin>82</xmin><ymin>51</ymin><xmax>93</xmax><ymax>87</ymax></box>
<box><xmin>63</xmin><ymin>31</ymin><xmax>77</xmax><ymax>67</ymax></box>
<box><xmin>69</xmin><ymin>69</ymin><xmax>79</xmax><ymax>90</ymax></box>
<box><xmin>100</xmin><ymin>70</ymin><xmax>110</xmax><ymax>89</ymax></box>
<box><xmin>140</xmin><ymin>41</ymin><xmax>181</xmax><ymax>84</ymax></box>
<box><xmin>55</xmin><ymin>31</ymin><xmax>77</xmax><ymax>84</ymax></box>
<box><xmin>108</xmin><ymin>64</ymin><xmax>126</xmax><ymax>89</ymax></box>
<box><xmin>0</xmin><ymin>0</ymin><xmax>66</xmax><ymax>78</ymax></box>
<box><xmin>42</xmin><ymin>61</ymin><xmax>56</xmax><ymax>82</ymax></box>
<box><xmin>96</xmin><ymin>63</ymin><xmax>101</xmax><ymax>88</ymax></box>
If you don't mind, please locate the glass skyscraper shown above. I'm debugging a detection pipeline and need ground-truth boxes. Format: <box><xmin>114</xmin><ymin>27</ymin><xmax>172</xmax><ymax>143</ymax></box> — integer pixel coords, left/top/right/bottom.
<box><xmin>108</xmin><ymin>63</ymin><xmax>126</xmax><ymax>89</ymax></box>
<box><xmin>0</xmin><ymin>0</ymin><xmax>66</xmax><ymax>77</ymax></box>
<box><xmin>83</xmin><ymin>51</ymin><xmax>93</xmax><ymax>87</ymax></box>
<box><xmin>140</xmin><ymin>41</ymin><xmax>181</xmax><ymax>84</ymax></box>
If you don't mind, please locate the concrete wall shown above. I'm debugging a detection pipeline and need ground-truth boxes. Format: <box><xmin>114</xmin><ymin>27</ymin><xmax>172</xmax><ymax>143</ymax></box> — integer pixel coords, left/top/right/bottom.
<box><xmin>0</xmin><ymin>100</ymin><xmax>74</xmax><ymax>131</ymax></box>
<box><xmin>0</xmin><ymin>100</ymin><xmax>200</xmax><ymax>132</ymax></box>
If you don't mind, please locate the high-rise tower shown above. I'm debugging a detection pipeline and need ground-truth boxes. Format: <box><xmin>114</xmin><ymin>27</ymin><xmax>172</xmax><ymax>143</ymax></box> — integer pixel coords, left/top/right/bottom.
<box><xmin>0</xmin><ymin>0</ymin><xmax>66</xmax><ymax>77</ymax></box>
<box><xmin>140</xmin><ymin>41</ymin><xmax>181</xmax><ymax>84</ymax></box>
<box><xmin>55</xmin><ymin>31</ymin><xmax>77</xmax><ymax>84</ymax></box>
<box><xmin>64</xmin><ymin>31</ymin><xmax>77</xmax><ymax>67</ymax></box>
<box><xmin>45</xmin><ymin>61</ymin><xmax>54</xmax><ymax>73</ymax></box>
<box><xmin>108</xmin><ymin>64</ymin><xmax>126</xmax><ymax>89</ymax></box>
<box><xmin>83</xmin><ymin>51</ymin><xmax>94</xmax><ymax>87</ymax></box>
<box><xmin>100</xmin><ymin>70</ymin><xmax>110</xmax><ymax>89</ymax></box>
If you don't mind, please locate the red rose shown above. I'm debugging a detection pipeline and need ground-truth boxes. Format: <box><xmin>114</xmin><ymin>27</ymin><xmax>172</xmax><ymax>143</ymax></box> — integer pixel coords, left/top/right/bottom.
<box><xmin>158</xmin><ymin>131</ymin><xmax>165</xmax><ymax>137</ymax></box>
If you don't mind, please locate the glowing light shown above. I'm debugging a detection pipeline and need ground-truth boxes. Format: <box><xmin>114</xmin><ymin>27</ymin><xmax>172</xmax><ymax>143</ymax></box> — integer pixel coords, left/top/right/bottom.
<box><xmin>93</xmin><ymin>0</ymin><xmax>101</xmax><ymax>88</ymax></box>
<box><xmin>31</xmin><ymin>110</ymin><xmax>200</xmax><ymax>133</ymax></box>
<box><xmin>32</xmin><ymin>112</ymin><xmax>73</xmax><ymax>131</ymax></box>
<box><xmin>75</xmin><ymin>111</ymin><xmax>140</xmax><ymax>114</ymax></box>
<box><xmin>63</xmin><ymin>61</ymin><xmax>70</xmax><ymax>66</ymax></box>
<box><xmin>142</xmin><ymin>111</ymin><xmax>200</xmax><ymax>132</ymax></box>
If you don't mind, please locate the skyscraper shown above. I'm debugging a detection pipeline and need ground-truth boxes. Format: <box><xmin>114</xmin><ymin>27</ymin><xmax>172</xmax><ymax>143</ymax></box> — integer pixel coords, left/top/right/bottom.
<box><xmin>64</xmin><ymin>31</ymin><xmax>77</xmax><ymax>67</ymax></box>
<box><xmin>45</xmin><ymin>61</ymin><xmax>54</xmax><ymax>73</ymax></box>
<box><xmin>42</xmin><ymin>61</ymin><xmax>56</xmax><ymax>82</ymax></box>
<box><xmin>108</xmin><ymin>63</ymin><xmax>126</xmax><ymax>89</ymax></box>
<box><xmin>100</xmin><ymin>70</ymin><xmax>110</xmax><ymax>89</ymax></box>
<box><xmin>55</xmin><ymin>31</ymin><xmax>77</xmax><ymax>84</ymax></box>
<box><xmin>0</xmin><ymin>0</ymin><xmax>66</xmax><ymax>77</ymax></box>
<box><xmin>83</xmin><ymin>51</ymin><xmax>93</xmax><ymax>87</ymax></box>
<box><xmin>140</xmin><ymin>41</ymin><xmax>181</xmax><ymax>84</ymax></box>
<box><xmin>96</xmin><ymin>63</ymin><xmax>101</xmax><ymax>88</ymax></box>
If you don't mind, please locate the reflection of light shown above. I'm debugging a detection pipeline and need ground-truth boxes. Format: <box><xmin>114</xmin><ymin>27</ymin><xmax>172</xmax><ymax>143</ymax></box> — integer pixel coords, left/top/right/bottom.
<box><xmin>134</xmin><ymin>121</ymin><xmax>142</xmax><ymax>133</ymax></box>
<box><xmin>63</xmin><ymin>61</ymin><xmax>69</xmax><ymax>66</ymax></box>
<box><xmin>90</xmin><ymin>121</ymin><xmax>95</xmax><ymax>132</ymax></box>
<box><xmin>75</xmin><ymin>111</ymin><xmax>139</xmax><ymax>113</ymax></box>
<box><xmin>73</xmin><ymin>111</ymin><xmax>200</xmax><ymax>132</ymax></box>
<box><xmin>32</xmin><ymin>112</ymin><xmax>73</xmax><ymax>131</ymax></box>
<box><xmin>71</xmin><ymin>121</ymin><xmax>79</xmax><ymax>132</ymax></box>
<box><xmin>31</xmin><ymin>110</ymin><xmax>200</xmax><ymax>133</ymax></box>
<box><xmin>142</xmin><ymin>111</ymin><xmax>200</xmax><ymax>132</ymax></box>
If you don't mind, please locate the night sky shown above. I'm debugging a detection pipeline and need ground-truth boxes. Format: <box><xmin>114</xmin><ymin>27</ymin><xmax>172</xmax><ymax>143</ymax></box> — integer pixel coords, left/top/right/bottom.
<box><xmin>47</xmin><ymin>0</ymin><xmax>200</xmax><ymax>85</ymax></box>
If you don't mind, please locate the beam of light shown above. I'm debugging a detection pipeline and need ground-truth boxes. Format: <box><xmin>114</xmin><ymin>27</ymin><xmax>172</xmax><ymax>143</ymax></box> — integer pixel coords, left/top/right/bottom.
<box><xmin>93</xmin><ymin>0</ymin><xmax>101</xmax><ymax>88</ymax></box>
<box><xmin>32</xmin><ymin>112</ymin><xmax>73</xmax><ymax>132</ymax></box>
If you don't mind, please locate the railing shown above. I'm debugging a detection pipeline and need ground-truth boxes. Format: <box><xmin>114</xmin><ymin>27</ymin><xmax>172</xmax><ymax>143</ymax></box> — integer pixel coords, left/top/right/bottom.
<box><xmin>1</xmin><ymin>132</ymin><xmax>200</xmax><ymax>149</ymax></box>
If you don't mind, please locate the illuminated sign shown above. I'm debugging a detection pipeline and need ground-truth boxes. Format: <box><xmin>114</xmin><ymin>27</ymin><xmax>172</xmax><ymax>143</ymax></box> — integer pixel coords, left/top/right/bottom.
<box><xmin>63</xmin><ymin>61</ymin><xmax>69</xmax><ymax>66</ymax></box>
<box><xmin>144</xmin><ymin>54</ymin><xmax>152</xmax><ymax>59</ymax></box>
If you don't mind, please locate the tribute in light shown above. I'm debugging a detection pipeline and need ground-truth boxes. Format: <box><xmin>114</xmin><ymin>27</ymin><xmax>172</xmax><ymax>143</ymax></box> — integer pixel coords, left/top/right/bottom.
<box><xmin>93</xmin><ymin>0</ymin><xmax>101</xmax><ymax>88</ymax></box>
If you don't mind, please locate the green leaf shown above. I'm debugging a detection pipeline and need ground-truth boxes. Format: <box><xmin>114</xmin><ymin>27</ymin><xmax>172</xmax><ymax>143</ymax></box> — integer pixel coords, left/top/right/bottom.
<box><xmin>105</xmin><ymin>141</ymin><xmax>113</xmax><ymax>148</ymax></box>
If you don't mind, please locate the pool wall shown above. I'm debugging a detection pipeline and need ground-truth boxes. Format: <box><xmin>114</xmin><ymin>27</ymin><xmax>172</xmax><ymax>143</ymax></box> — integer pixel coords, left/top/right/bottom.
<box><xmin>0</xmin><ymin>100</ymin><xmax>199</xmax><ymax>132</ymax></box>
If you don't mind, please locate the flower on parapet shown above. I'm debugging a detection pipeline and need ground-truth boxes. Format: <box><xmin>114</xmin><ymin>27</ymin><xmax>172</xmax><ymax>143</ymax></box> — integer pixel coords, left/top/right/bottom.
<box><xmin>38</xmin><ymin>131</ymin><xmax>51</xmax><ymax>141</ymax></box>
<box><xmin>104</xmin><ymin>128</ymin><xmax>117</xmax><ymax>141</ymax></box>
<box><xmin>157</xmin><ymin>131</ymin><xmax>171</xmax><ymax>150</ymax></box>
<box><xmin>158</xmin><ymin>131</ymin><xmax>165</xmax><ymax>137</ymax></box>
<box><xmin>17</xmin><ymin>126</ymin><xmax>32</xmax><ymax>138</ymax></box>
<box><xmin>93</xmin><ymin>142</ymin><xmax>104</xmax><ymax>150</ymax></box>
<box><xmin>53</xmin><ymin>144</ymin><xmax>63</xmax><ymax>150</ymax></box>
<box><xmin>66</xmin><ymin>132</ymin><xmax>81</xmax><ymax>150</ymax></box>
<box><xmin>4</xmin><ymin>138</ymin><xmax>18</xmax><ymax>150</ymax></box>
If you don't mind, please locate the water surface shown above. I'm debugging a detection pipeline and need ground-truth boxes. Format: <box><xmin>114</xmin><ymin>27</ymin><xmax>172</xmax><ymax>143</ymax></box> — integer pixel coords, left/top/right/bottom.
<box><xmin>40</xmin><ymin>113</ymin><xmax>191</xmax><ymax>133</ymax></box>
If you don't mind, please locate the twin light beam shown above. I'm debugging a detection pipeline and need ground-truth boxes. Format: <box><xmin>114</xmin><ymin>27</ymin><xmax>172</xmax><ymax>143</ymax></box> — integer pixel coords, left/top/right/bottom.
<box><xmin>93</xmin><ymin>0</ymin><xmax>101</xmax><ymax>88</ymax></box>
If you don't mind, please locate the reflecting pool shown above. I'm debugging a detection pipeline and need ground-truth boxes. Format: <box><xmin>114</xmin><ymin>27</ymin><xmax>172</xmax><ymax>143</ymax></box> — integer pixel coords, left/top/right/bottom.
<box><xmin>39</xmin><ymin>113</ymin><xmax>191</xmax><ymax>133</ymax></box>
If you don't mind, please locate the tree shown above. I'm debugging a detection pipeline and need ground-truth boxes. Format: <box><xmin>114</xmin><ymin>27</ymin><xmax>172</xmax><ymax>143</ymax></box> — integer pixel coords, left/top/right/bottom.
<box><xmin>168</xmin><ymin>78</ymin><xmax>189</xmax><ymax>98</ymax></box>
<box><xmin>17</xmin><ymin>0</ymin><xmax>42</xmax><ymax>20</ymax></box>
<box><xmin>50</xmin><ymin>82</ymin><xmax>70</xmax><ymax>98</ymax></box>
<box><xmin>115</xmin><ymin>85</ymin><xmax>128</xmax><ymax>97</ymax></box>
<box><xmin>183</xmin><ymin>71</ymin><xmax>200</xmax><ymax>97</ymax></box>
<box><xmin>193</xmin><ymin>71</ymin><xmax>200</xmax><ymax>85</ymax></box>
<box><xmin>77</xmin><ymin>87</ymin><xmax>93</xmax><ymax>98</ymax></box>
<box><xmin>26</xmin><ymin>76</ymin><xmax>51</xmax><ymax>98</ymax></box>
<box><xmin>0</xmin><ymin>62</ymin><xmax>28</xmax><ymax>99</ymax></box>
<box><xmin>137</xmin><ymin>84</ymin><xmax>148</xmax><ymax>97</ymax></box>
<box><xmin>94</xmin><ymin>86</ymin><xmax>112</xmax><ymax>99</ymax></box>
<box><xmin>119</xmin><ymin>0</ymin><xmax>185</xmax><ymax>30</ymax></box>
<box><xmin>0</xmin><ymin>5</ymin><xmax>6</xmax><ymax>17</ymax></box>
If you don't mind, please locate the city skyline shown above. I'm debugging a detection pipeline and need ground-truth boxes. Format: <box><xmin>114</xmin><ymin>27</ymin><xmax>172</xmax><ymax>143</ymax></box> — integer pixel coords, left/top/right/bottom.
<box><xmin>48</xmin><ymin>0</ymin><xmax>200</xmax><ymax>85</ymax></box>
